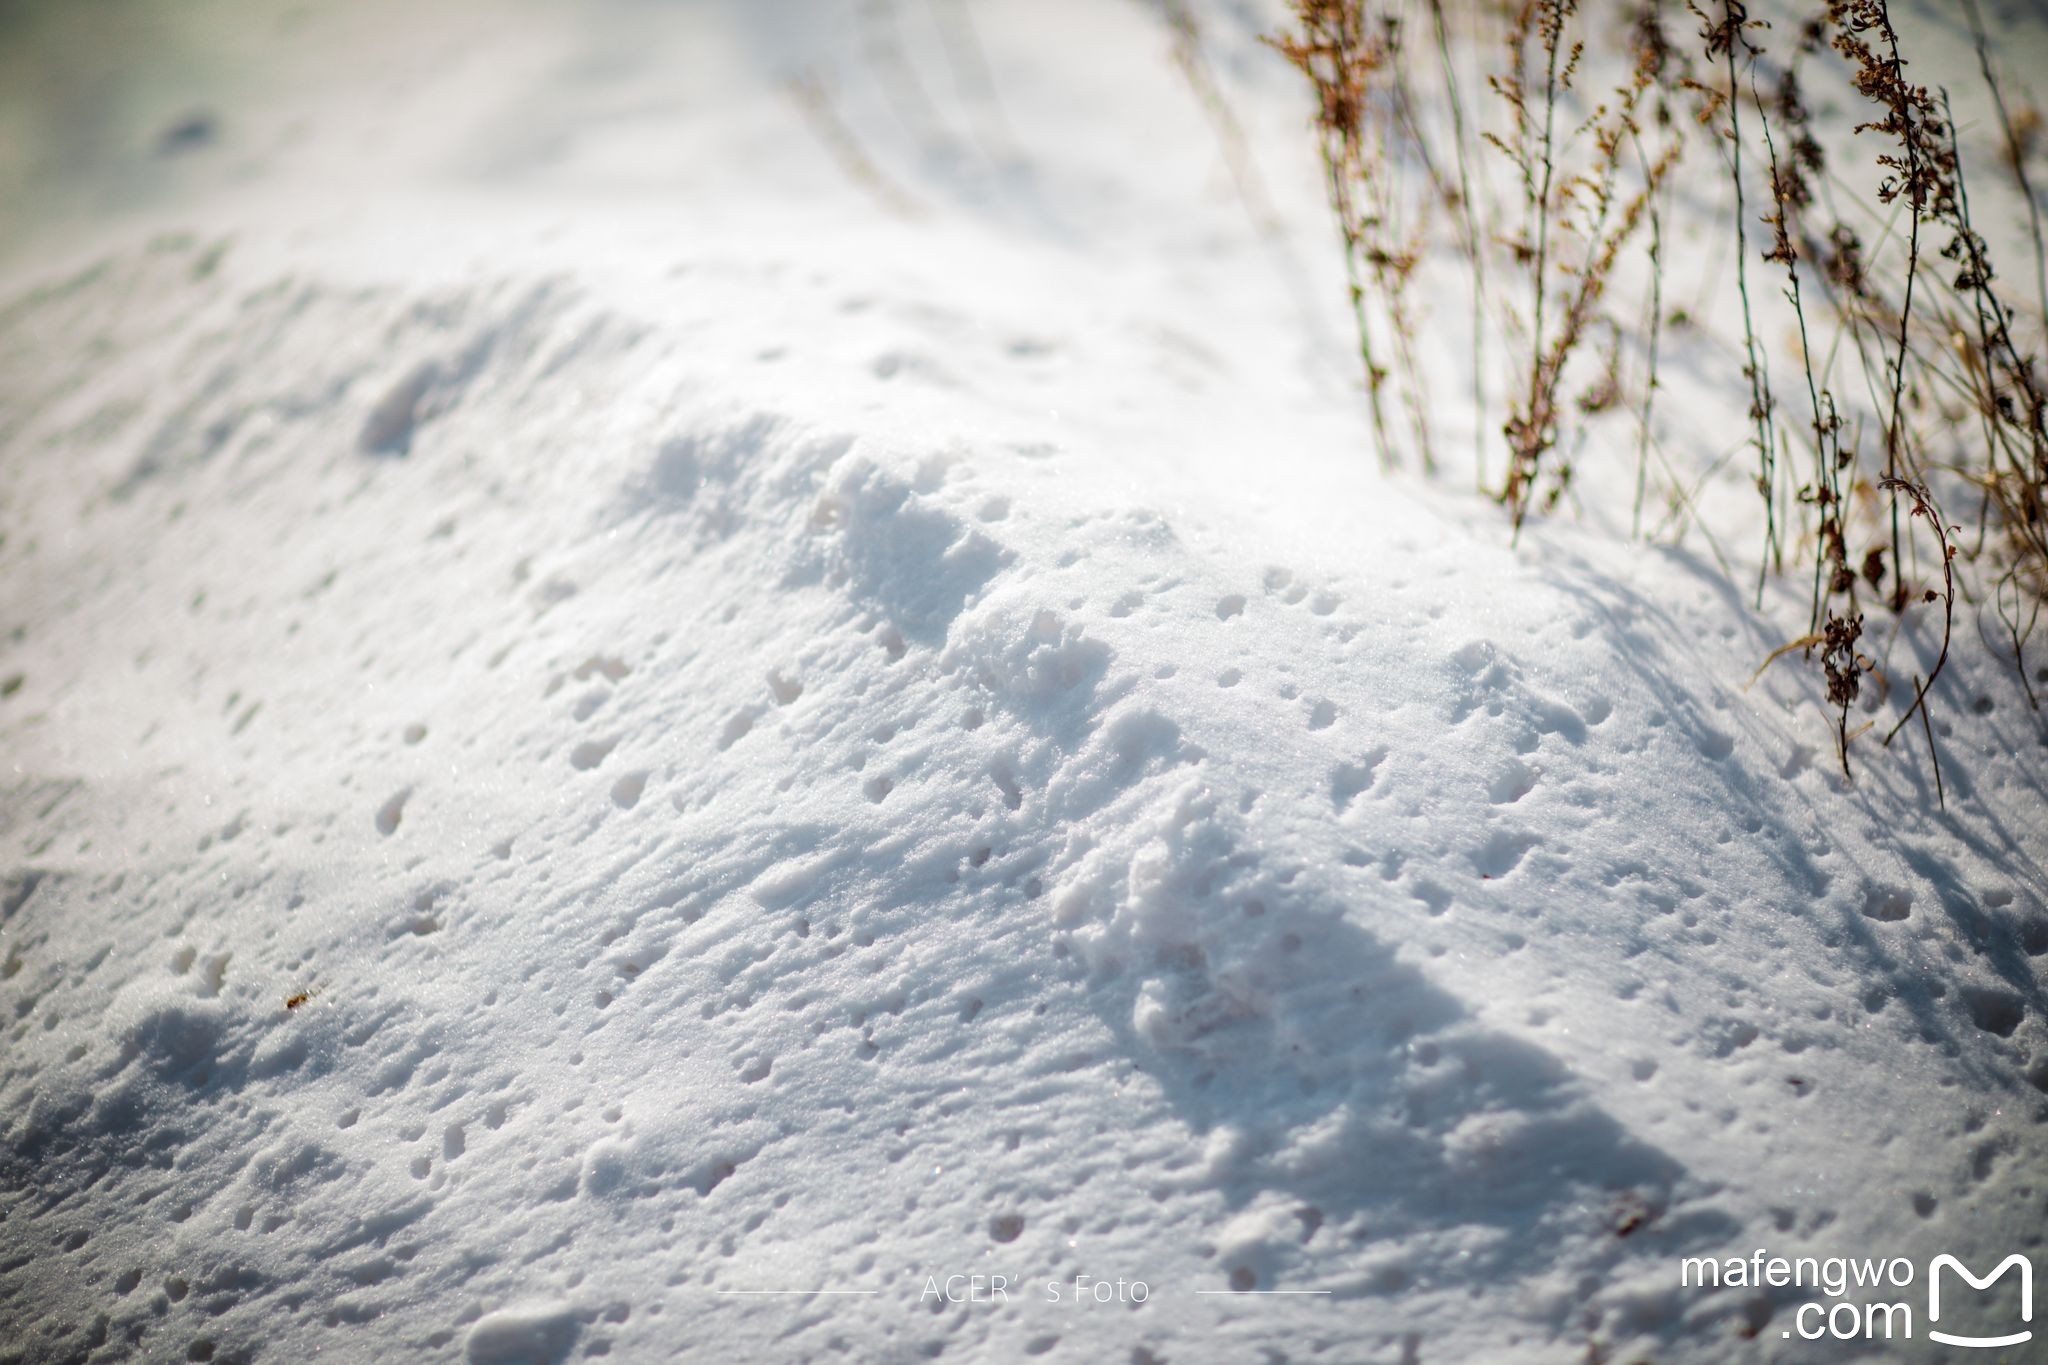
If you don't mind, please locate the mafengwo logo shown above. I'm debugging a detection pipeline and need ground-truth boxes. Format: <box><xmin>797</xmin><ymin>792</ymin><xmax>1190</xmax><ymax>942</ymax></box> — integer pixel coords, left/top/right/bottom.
<box><xmin>1928</xmin><ymin>1255</ymin><xmax>2033</xmax><ymax>1349</ymax></box>
<box><xmin>1680</xmin><ymin>1249</ymin><xmax>2032</xmax><ymax>1346</ymax></box>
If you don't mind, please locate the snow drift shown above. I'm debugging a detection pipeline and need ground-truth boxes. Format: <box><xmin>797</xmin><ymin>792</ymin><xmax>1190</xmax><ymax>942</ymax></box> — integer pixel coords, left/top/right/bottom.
<box><xmin>1</xmin><ymin>0</ymin><xmax>2044</xmax><ymax>1361</ymax></box>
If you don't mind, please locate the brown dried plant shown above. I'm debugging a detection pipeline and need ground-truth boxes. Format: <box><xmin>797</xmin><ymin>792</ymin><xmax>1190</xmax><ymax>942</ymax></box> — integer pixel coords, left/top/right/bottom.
<box><xmin>1489</xmin><ymin>0</ymin><xmax>1689</xmax><ymax>529</ymax></box>
<box><xmin>1270</xmin><ymin>2</ymin><xmax>1420</xmax><ymax>472</ymax></box>
<box><xmin>1269</xmin><ymin>0</ymin><xmax>2045</xmax><ymax>784</ymax></box>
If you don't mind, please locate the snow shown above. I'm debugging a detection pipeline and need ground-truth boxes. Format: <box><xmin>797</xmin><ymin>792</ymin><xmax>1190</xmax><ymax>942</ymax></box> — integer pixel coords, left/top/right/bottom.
<box><xmin>1</xmin><ymin>1</ymin><xmax>2045</xmax><ymax>1362</ymax></box>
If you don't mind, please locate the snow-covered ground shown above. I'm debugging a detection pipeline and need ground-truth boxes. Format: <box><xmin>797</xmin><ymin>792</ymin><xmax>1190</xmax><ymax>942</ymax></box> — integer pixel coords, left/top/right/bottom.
<box><xmin>2</xmin><ymin>1</ymin><xmax>2045</xmax><ymax>1361</ymax></box>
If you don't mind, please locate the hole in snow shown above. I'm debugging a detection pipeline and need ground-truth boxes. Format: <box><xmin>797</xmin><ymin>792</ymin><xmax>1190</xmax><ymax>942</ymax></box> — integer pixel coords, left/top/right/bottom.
<box><xmin>719</xmin><ymin>708</ymin><xmax>759</xmax><ymax>751</ymax></box>
<box><xmin>571</xmin><ymin>738</ymin><xmax>617</xmax><ymax>770</ymax></box>
<box><xmin>375</xmin><ymin>788</ymin><xmax>410</xmax><ymax>836</ymax></box>
<box><xmin>1963</xmin><ymin>987</ymin><xmax>2024</xmax><ymax>1038</ymax></box>
<box><xmin>1860</xmin><ymin>886</ymin><xmax>1912</xmax><ymax>923</ymax></box>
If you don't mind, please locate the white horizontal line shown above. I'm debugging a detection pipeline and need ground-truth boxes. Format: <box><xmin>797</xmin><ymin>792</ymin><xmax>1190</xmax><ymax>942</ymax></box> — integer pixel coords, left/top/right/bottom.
<box><xmin>1196</xmin><ymin>1290</ymin><xmax>1332</xmax><ymax>1295</ymax></box>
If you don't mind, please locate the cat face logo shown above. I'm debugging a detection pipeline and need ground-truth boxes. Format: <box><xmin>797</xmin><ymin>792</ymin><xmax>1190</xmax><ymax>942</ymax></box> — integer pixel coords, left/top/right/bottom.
<box><xmin>1927</xmin><ymin>1254</ymin><xmax>2032</xmax><ymax>1349</ymax></box>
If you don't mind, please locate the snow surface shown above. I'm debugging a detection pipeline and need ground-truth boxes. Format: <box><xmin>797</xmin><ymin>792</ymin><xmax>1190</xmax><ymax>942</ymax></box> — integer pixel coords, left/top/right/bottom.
<box><xmin>1</xmin><ymin>1</ymin><xmax>2046</xmax><ymax>1362</ymax></box>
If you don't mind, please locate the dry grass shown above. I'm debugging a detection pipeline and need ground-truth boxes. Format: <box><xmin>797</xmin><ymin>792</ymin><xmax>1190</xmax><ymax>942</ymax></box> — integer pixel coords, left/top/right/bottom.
<box><xmin>1269</xmin><ymin>0</ymin><xmax>2048</xmax><ymax>790</ymax></box>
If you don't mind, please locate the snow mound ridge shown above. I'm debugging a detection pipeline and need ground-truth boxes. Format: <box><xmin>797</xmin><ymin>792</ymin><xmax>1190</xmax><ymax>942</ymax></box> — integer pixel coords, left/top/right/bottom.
<box><xmin>0</xmin><ymin>242</ymin><xmax>2042</xmax><ymax>1362</ymax></box>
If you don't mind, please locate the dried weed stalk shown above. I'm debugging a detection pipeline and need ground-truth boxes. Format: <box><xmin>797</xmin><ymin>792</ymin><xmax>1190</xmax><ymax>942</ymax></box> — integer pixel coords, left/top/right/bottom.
<box><xmin>1269</xmin><ymin>0</ymin><xmax>2046</xmax><ymax>784</ymax></box>
<box><xmin>1490</xmin><ymin>0</ymin><xmax>1688</xmax><ymax>529</ymax></box>
<box><xmin>1270</xmin><ymin>2</ymin><xmax>1424</xmax><ymax>471</ymax></box>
